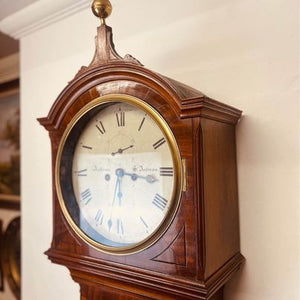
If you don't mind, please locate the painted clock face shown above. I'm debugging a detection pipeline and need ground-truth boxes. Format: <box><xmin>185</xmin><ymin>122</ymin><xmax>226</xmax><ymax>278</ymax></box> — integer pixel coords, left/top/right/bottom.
<box><xmin>57</xmin><ymin>95</ymin><xmax>181</xmax><ymax>253</ymax></box>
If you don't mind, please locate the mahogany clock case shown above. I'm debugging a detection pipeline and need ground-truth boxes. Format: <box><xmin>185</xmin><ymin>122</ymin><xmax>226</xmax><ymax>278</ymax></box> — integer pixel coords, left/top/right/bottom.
<box><xmin>38</xmin><ymin>2</ymin><xmax>244</xmax><ymax>296</ymax></box>
<box><xmin>38</xmin><ymin>57</ymin><xmax>244</xmax><ymax>299</ymax></box>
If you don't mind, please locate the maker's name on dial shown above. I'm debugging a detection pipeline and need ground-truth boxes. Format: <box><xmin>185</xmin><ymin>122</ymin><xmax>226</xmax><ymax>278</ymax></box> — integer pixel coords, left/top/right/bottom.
<box><xmin>132</xmin><ymin>165</ymin><xmax>158</xmax><ymax>172</ymax></box>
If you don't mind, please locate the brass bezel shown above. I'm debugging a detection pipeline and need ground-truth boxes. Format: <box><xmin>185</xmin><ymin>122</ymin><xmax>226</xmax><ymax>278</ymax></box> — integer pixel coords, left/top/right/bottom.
<box><xmin>55</xmin><ymin>94</ymin><xmax>182</xmax><ymax>255</ymax></box>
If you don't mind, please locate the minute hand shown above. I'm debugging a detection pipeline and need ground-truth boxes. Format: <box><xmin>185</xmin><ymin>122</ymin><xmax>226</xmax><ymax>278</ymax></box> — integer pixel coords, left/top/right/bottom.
<box><xmin>111</xmin><ymin>145</ymin><xmax>134</xmax><ymax>156</ymax></box>
<box><xmin>123</xmin><ymin>172</ymin><xmax>158</xmax><ymax>183</ymax></box>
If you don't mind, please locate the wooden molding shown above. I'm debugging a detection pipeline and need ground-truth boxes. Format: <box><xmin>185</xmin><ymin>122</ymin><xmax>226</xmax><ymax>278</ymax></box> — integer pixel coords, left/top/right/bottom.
<box><xmin>0</xmin><ymin>80</ymin><xmax>19</xmax><ymax>100</ymax></box>
<box><xmin>46</xmin><ymin>249</ymin><xmax>244</xmax><ymax>300</ymax></box>
<box><xmin>75</xmin><ymin>24</ymin><xmax>142</xmax><ymax>78</ymax></box>
<box><xmin>0</xmin><ymin>194</ymin><xmax>20</xmax><ymax>211</ymax></box>
<box><xmin>0</xmin><ymin>53</ymin><xmax>19</xmax><ymax>84</ymax></box>
<box><xmin>0</xmin><ymin>0</ymin><xmax>90</xmax><ymax>39</ymax></box>
<box><xmin>38</xmin><ymin>64</ymin><xmax>241</xmax><ymax>131</ymax></box>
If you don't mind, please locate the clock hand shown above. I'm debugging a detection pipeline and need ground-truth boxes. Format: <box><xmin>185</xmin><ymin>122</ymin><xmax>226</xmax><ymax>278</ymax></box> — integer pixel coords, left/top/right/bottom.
<box><xmin>123</xmin><ymin>172</ymin><xmax>158</xmax><ymax>183</ymax></box>
<box><xmin>117</xmin><ymin>174</ymin><xmax>123</xmax><ymax>206</ymax></box>
<box><xmin>115</xmin><ymin>168</ymin><xmax>125</xmax><ymax>206</ymax></box>
<box><xmin>111</xmin><ymin>145</ymin><xmax>134</xmax><ymax>156</ymax></box>
<box><xmin>108</xmin><ymin>176</ymin><xmax>119</xmax><ymax>231</ymax></box>
<box><xmin>108</xmin><ymin>168</ymin><xmax>124</xmax><ymax>231</ymax></box>
<box><xmin>145</xmin><ymin>174</ymin><xmax>158</xmax><ymax>183</ymax></box>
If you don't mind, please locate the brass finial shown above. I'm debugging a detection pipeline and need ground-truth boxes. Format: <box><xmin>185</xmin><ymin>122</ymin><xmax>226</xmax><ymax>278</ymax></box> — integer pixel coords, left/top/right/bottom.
<box><xmin>92</xmin><ymin>0</ymin><xmax>112</xmax><ymax>25</ymax></box>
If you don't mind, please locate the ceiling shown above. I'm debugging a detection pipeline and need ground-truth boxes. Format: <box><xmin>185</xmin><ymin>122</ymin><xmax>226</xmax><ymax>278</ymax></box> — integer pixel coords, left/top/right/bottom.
<box><xmin>0</xmin><ymin>0</ymin><xmax>37</xmax><ymax>58</ymax></box>
<box><xmin>0</xmin><ymin>0</ymin><xmax>38</xmax><ymax>20</ymax></box>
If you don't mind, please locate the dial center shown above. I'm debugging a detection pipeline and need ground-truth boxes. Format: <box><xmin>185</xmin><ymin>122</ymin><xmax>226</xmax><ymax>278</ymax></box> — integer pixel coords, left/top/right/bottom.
<box><xmin>115</xmin><ymin>168</ymin><xmax>125</xmax><ymax>177</ymax></box>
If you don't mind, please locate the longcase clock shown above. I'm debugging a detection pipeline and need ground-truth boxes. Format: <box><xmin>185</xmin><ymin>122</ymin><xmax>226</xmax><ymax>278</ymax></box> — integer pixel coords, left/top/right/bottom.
<box><xmin>38</xmin><ymin>1</ymin><xmax>244</xmax><ymax>299</ymax></box>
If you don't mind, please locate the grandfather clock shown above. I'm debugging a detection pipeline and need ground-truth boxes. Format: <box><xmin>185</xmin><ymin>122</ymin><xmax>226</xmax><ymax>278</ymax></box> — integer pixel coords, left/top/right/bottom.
<box><xmin>38</xmin><ymin>1</ymin><xmax>244</xmax><ymax>299</ymax></box>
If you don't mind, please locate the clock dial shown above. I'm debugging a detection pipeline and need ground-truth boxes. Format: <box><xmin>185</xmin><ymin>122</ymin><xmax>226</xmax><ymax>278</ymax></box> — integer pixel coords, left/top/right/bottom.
<box><xmin>57</xmin><ymin>96</ymin><xmax>182</xmax><ymax>253</ymax></box>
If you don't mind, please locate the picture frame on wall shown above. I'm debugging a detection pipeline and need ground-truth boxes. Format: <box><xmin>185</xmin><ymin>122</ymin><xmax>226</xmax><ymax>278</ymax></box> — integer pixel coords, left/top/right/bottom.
<box><xmin>0</xmin><ymin>92</ymin><xmax>20</xmax><ymax>211</ymax></box>
<box><xmin>2</xmin><ymin>216</ymin><xmax>21</xmax><ymax>299</ymax></box>
<box><xmin>0</xmin><ymin>219</ymin><xmax>3</xmax><ymax>291</ymax></box>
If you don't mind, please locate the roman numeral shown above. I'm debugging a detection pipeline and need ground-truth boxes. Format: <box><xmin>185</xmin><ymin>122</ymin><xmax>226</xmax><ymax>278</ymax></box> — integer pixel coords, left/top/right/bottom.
<box><xmin>160</xmin><ymin>167</ymin><xmax>174</xmax><ymax>177</ymax></box>
<box><xmin>138</xmin><ymin>115</ymin><xmax>146</xmax><ymax>131</ymax></box>
<box><xmin>82</xmin><ymin>145</ymin><xmax>93</xmax><ymax>150</ymax></box>
<box><xmin>95</xmin><ymin>209</ymin><xmax>104</xmax><ymax>225</ymax></box>
<box><xmin>153</xmin><ymin>138</ymin><xmax>166</xmax><ymax>150</ymax></box>
<box><xmin>75</xmin><ymin>169</ymin><xmax>87</xmax><ymax>176</ymax></box>
<box><xmin>152</xmin><ymin>193</ymin><xmax>168</xmax><ymax>211</ymax></box>
<box><xmin>140</xmin><ymin>217</ymin><xmax>149</xmax><ymax>229</ymax></box>
<box><xmin>80</xmin><ymin>188</ymin><xmax>92</xmax><ymax>205</ymax></box>
<box><xmin>117</xmin><ymin>219</ymin><xmax>124</xmax><ymax>235</ymax></box>
<box><xmin>96</xmin><ymin>121</ymin><xmax>106</xmax><ymax>134</ymax></box>
<box><xmin>116</xmin><ymin>111</ymin><xmax>125</xmax><ymax>127</ymax></box>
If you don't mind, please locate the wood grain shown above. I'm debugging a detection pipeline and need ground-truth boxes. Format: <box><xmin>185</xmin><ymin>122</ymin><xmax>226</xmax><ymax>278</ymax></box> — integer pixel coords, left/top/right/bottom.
<box><xmin>38</xmin><ymin>23</ymin><xmax>244</xmax><ymax>300</ymax></box>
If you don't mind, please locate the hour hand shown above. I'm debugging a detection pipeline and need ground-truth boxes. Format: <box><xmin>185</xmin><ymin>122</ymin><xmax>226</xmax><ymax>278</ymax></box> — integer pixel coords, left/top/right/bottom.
<box><xmin>124</xmin><ymin>172</ymin><xmax>158</xmax><ymax>183</ymax></box>
<box><xmin>145</xmin><ymin>175</ymin><xmax>158</xmax><ymax>183</ymax></box>
<box><xmin>111</xmin><ymin>145</ymin><xmax>134</xmax><ymax>156</ymax></box>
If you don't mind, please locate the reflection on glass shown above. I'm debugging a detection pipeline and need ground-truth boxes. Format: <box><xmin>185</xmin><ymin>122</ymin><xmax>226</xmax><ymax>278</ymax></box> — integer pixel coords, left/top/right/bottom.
<box><xmin>71</xmin><ymin>102</ymin><xmax>176</xmax><ymax>248</ymax></box>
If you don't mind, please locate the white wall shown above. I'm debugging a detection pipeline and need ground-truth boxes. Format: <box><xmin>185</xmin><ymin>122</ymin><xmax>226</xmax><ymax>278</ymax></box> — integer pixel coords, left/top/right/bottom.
<box><xmin>20</xmin><ymin>0</ymin><xmax>299</xmax><ymax>299</ymax></box>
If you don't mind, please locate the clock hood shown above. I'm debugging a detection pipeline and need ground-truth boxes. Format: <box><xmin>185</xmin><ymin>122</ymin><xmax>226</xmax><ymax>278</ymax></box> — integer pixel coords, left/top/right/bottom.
<box><xmin>38</xmin><ymin>9</ymin><xmax>241</xmax><ymax>131</ymax></box>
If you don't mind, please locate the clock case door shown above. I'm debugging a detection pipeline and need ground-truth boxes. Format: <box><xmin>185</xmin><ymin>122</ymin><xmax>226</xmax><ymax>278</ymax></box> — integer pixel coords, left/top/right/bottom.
<box><xmin>38</xmin><ymin>23</ymin><xmax>244</xmax><ymax>300</ymax></box>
